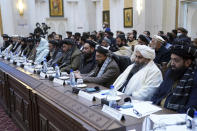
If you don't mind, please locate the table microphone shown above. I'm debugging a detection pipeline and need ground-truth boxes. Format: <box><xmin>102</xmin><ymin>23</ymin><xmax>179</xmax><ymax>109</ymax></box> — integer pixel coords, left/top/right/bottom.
<box><xmin>72</xmin><ymin>87</ymin><xmax>81</xmax><ymax>94</ymax></box>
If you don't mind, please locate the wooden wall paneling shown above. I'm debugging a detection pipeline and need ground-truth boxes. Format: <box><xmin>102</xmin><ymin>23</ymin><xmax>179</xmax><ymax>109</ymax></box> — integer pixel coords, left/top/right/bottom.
<box><xmin>48</xmin><ymin>122</ymin><xmax>60</xmax><ymax>131</ymax></box>
<box><xmin>32</xmin><ymin>93</ymin><xmax>39</xmax><ymax>131</ymax></box>
<box><xmin>7</xmin><ymin>75</ymin><xmax>33</xmax><ymax>131</ymax></box>
<box><xmin>39</xmin><ymin>114</ymin><xmax>48</xmax><ymax>131</ymax></box>
<box><xmin>23</xmin><ymin>99</ymin><xmax>30</xmax><ymax>128</ymax></box>
<box><xmin>4</xmin><ymin>73</ymin><xmax>10</xmax><ymax>114</ymax></box>
<box><xmin>37</xmin><ymin>95</ymin><xmax>75</xmax><ymax>131</ymax></box>
<box><xmin>15</xmin><ymin>91</ymin><xmax>23</xmax><ymax>120</ymax></box>
<box><xmin>0</xmin><ymin>70</ymin><xmax>4</xmax><ymax>100</ymax></box>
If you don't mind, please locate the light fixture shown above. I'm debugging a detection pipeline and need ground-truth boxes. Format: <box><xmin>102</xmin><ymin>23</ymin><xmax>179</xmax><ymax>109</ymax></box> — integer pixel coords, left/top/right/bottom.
<box><xmin>17</xmin><ymin>0</ymin><xmax>24</xmax><ymax>16</ymax></box>
<box><xmin>137</xmin><ymin>0</ymin><xmax>142</xmax><ymax>15</ymax></box>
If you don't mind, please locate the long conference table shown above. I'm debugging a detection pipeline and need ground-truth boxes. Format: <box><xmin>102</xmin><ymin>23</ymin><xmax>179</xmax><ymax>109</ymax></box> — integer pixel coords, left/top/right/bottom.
<box><xmin>0</xmin><ymin>58</ymin><xmax>174</xmax><ymax>131</ymax></box>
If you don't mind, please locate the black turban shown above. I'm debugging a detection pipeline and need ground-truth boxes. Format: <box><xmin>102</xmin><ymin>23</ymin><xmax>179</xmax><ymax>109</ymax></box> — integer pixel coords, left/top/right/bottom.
<box><xmin>138</xmin><ymin>34</ymin><xmax>150</xmax><ymax>45</ymax></box>
<box><xmin>85</xmin><ymin>40</ymin><xmax>96</xmax><ymax>48</ymax></box>
<box><xmin>62</xmin><ymin>39</ymin><xmax>74</xmax><ymax>45</ymax></box>
<box><xmin>170</xmin><ymin>44</ymin><xmax>197</xmax><ymax>60</ymax></box>
<box><xmin>96</xmin><ymin>46</ymin><xmax>109</xmax><ymax>55</ymax></box>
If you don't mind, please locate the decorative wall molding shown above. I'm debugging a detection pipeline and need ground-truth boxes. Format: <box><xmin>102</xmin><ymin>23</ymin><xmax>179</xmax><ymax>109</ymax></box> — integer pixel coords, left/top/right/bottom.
<box><xmin>67</xmin><ymin>0</ymin><xmax>79</xmax><ymax>3</ymax></box>
<box><xmin>46</xmin><ymin>18</ymin><xmax>67</xmax><ymax>21</ymax></box>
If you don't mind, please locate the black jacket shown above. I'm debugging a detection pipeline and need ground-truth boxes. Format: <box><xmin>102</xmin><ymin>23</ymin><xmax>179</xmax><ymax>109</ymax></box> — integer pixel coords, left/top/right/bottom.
<box><xmin>154</xmin><ymin>46</ymin><xmax>171</xmax><ymax>65</ymax></box>
<box><xmin>173</xmin><ymin>34</ymin><xmax>191</xmax><ymax>45</ymax></box>
<box><xmin>79</xmin><ymin>52</ymin><xmax>96</xmax><ymax>74</ymax></box>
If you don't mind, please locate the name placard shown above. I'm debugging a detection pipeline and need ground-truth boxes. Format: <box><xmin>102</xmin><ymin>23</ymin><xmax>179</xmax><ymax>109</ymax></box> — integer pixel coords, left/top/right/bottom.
<box><xmin>53</xmin><ymin>78</ymin><xmax>64</xmax><ymax>85</ymax></box>
<box><xmin>102</xmin><ymin>105</ymin><xmax>124</xmax><ymax>121</ymax></box>
<box><xmin>26</xmin><ymin>67</ymin><xmax>34</xmax><ymax>73</ymax></box>
<box><xmin>10</xmin><ymin>59</ymin><xmax>14</xmax><ymax>63</ymax></box>
<box><xmin>40</xmin><ymin>72</ymin><xmax>46</xmax><ymax>78</ymax></box>
<box><xmin>17</xmin><ymin>62</ymin><xmax>21</xmax><ymax>66</ymax></box>
<box><xmin>78</xmin><ymin>91</ymin><xmax>95</xmax><ymax>101</ymax></box>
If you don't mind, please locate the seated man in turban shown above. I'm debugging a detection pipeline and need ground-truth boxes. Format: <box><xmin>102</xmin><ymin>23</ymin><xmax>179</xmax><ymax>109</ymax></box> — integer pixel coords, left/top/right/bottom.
<box><xmin>150</xmin><ymin>35</ymin><xmax>171</xmax><ymax>65</ymax></box>
<box><xmin>152</xmin><ymin>44</ymin><xmax>197</xmax><ymax>113</ymax></box>
<box><xmin>113</xmin><ymin>45</ymin><xmax>163</xmax><ymax>100</ymax></box>
<box><xmin>58</xmin><ymin>39</ymin><xmax>81</xmax><ymax>72</ymax></box>
<box><xmin>75</xmin><ymin>46</ymin><xmax>120</xmax><ymax>88</ymax></box>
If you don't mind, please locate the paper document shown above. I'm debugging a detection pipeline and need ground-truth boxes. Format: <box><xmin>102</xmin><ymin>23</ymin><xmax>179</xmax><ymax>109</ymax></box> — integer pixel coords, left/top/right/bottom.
<box><xmin>143</xmin><ymin>114</ymin><xmax>192</xmax><ymax>131</ymax></box>
<box><xmin>119</xmin><ymin>101</ymin><xmax>162</xmax><ymax>118</ymax></box>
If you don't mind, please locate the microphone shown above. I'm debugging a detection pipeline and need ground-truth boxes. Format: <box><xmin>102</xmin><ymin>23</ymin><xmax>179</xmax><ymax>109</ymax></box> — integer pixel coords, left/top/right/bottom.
<box><xmin>101</xmin><ymin>98</ymin><xmax>109</xmax><ymax>106</ymax></box>
<box><xmin>124</xmin><ymin>97</ymin><xmax>131</xmax><ymax>103</ymax></box>
<box><xmin>72</xmin><ymin>87</ymin><xmax>81</xmax><ymax>94</ymax></box>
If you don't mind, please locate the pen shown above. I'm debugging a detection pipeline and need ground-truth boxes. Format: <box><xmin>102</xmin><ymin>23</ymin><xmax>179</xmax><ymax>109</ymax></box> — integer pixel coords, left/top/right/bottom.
<box><xmin>133</xmin><ymin>109</ymin><xmax>142</xmax><ymax>117</ymax></box>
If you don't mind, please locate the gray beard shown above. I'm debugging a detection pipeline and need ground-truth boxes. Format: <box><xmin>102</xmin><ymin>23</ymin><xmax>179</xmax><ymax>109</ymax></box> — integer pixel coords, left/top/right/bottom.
<box><xmin>130</xmin><ymin>62</ymin><xmax>146</xmax><ymax>75</ymax></box>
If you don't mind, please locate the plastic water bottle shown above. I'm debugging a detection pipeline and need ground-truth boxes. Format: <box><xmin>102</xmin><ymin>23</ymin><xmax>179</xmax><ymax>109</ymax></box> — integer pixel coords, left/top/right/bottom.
<box><xmin>192</xmin><ymin>111</ymin><xmax>197</xmax><ymax>131</ymax></box>
<box><xmin>43</xmin><ymin>58</ymin><xmax>48</xmax><ymax>73</ymax></box>
<box><xmin>70</xmin><ymin>69</ymin><xmax>76</xmax><ymax>87</ymax></box>
<box><xmin>10</xmin><ymin>52</ymin><xmax>13</xmax><ymax>60</ymax></box>
<box><xmin>108</xmin><ymin>85</ymin><xmax>117</xmax><ymax>108</ymax></box>
<box><xmin>23</xmin><ymin>55</ymin><xmax>27</xmax><ymax>63</ymax></box>
<box><xmin>6</xmin><ymin>49</ymin><xmax>9</xmax><ymax>57</ymax></box>
<box><xmin>55</xmin><ymin>64</ymin><xmax>60</xmax><ymax>78</ymax></box>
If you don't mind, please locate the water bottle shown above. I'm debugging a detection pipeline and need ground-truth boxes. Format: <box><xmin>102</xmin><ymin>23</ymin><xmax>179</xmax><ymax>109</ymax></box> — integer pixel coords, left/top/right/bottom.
<box><xmin>192</xmin><ymin>111</ymin><xmax>197</xmax><ymax>131</ymax></box>
<box><xmin>70</xmin><ymin>69</ymin><xmax>76</xmax><ymax>87</ymax></box>
<box><xmin>43</xmin><ymin>58</ymin><xmax>48</xmax><ymax>73</ymax></box>
<box><xmin>6</xmin><ymin>49</ymin><xmax>9</xmax><ymax>57</ymax></box>
<box><xmin>108</xmin><ymin>85</ymin><xmax>117</xmax><ymax>108</ymax></box>
<box><xmin>23</xmin><ymin>55</ymin><xmax>27</xmax><ymax>63</ymax></box>
<box><xmin>10</xmin><ymin>52</ymin><xmax>13</xmax><ymax>60</ymax></box>
<box><xmin>55</xmin><ymin>64</ymin><xmax>60</xmax><ymax>78</ymax></box>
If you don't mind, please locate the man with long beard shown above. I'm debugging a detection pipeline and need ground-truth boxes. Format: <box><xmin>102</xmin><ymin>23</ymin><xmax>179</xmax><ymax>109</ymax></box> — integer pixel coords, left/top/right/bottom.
<box><xmin>152</xmin><ymin>44</ymin><xmax>197</xmax><ymax>113</ymax></box>
<box><xmin>79</xmin><ymin>40</ymin><xmax>96</xmax><ymax>74</ymax></box>
<box><xmin>113</xmin><ymin>45</ymin><xmax>163</xmax><ymax>100</ymax></box>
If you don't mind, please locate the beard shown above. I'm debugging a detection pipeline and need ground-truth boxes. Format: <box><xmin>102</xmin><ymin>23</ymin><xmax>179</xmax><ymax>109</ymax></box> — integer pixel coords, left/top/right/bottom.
<box><xmin>169</xmin><ymin>66</ymin><xmax>187</xmax><ymax>81</ymax></box>
<box><xmin>97</xmin><ymin>60</ymin><xmax>104</xmax><ymax>67</ymax></box>
<box><xmin>83</xmin><ymin>52</ymin><xmax>91</xmax><ymax>59</ymax></box>
<box><xmin>130</xmin><ymin>62</ymin><xmax>146</xmax><ymax>74</ymax></box>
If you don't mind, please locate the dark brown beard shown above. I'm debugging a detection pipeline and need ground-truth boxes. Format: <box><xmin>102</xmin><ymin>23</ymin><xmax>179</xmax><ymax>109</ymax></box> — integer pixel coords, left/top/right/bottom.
<box><xmin>169</xmin><ymin>67</ymin><xmax>187</xmax><ymax>81</ymax></box>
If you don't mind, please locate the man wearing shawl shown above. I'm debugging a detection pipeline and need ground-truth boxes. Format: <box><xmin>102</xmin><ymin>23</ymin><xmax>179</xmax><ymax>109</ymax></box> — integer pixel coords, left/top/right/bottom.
<box><xmin>75</xmin><ymin>46</ymin><xmax>120</xmax><ymax>88</ymax></box>
<box><xmin>113</xmin><ymin>45</ymin><xmax>163</xmax><ymax>100</ymax></box>
<box><xmin>152</xmin><ymin>44</ymin><xmax>197</xmax><ymax>113</ymax></box>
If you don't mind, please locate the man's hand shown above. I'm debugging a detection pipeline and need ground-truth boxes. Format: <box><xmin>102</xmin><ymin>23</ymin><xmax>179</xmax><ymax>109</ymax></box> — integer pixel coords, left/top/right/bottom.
<box><xmin>74</xmin><ymin>71</ymin><xmax>82</xmax><ymax>79</ymax></box>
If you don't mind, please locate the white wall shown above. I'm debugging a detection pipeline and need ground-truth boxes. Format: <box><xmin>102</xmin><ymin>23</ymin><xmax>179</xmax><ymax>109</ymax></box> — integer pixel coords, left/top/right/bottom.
<box><xmin>186</xmin><ymin>3</ymin><xmax>197</xmax><ymax>39</ymax></box>
<box><xmin>179</xmin><ymin>1</ymin><xmax>197</xmax><ymax>39</ymax></box>
<box><xmin>1</xmin><ymin>0</ymin><xmax>195</xmax><ymax>40</ymax></box>
<box><xmin>0</xmin><ymin>0</ymin><xmax>15</xmax><ymax>35</ymax></box>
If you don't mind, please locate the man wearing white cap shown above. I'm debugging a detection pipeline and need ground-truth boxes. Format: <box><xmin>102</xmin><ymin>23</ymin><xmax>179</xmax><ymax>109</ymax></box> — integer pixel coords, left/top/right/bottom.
<box><xmin>150</xmin><ymin>35</ymin><xmax>171</xmax><ymax>65</ymax></box>
<box><xmin>113</xmin><ymin>45</ymin><xmax>163</xmax><ymax>100</ymax></box>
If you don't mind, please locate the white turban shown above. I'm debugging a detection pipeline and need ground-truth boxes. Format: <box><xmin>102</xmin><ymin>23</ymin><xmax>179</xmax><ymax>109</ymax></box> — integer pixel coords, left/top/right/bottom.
<box><xmin>132</xmin><ymin>45</ymin><xmax>155</xmax><ymax>60</ymax></box>
<box><xmin>153</xmin><ymin>35</ymin><xmax>165</xmax><ymax>43</ymax></box>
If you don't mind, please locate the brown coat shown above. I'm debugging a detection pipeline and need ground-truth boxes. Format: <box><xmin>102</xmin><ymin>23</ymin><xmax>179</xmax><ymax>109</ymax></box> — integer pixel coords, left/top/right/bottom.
<box><xmin>83</xmin><ymin>58</ymin><xmax>120</xmax><ymax>88</ymax></box>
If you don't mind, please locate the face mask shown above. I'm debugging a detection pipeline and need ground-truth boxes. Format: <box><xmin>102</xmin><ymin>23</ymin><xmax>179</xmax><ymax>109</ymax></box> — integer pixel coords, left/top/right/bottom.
<box><xmin>177</xmin><ymin>33</ymin><xmax>182</xmax><ymax>37</ymax></box>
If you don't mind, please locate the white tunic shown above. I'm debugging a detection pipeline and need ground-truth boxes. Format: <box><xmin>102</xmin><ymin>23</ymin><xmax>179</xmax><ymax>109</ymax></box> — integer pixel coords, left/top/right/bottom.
<box><xmin>113</xmin><ymin>61</ymin><xmax>163</xmax><ymax>101</ymax></box>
